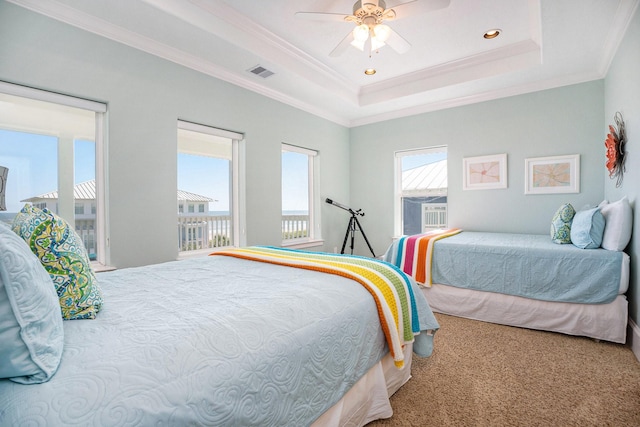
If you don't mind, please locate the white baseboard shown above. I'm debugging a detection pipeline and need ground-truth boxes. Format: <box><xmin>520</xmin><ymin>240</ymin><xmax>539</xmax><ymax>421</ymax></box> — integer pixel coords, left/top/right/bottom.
<box><xmin>628</xmin><ymin>318</ymin><xmax>640</xmax><ymax>362</ymax></box>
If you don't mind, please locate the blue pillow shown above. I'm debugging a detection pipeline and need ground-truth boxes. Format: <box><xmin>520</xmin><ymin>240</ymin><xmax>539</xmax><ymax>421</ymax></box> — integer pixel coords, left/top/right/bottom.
<box><xmin>570</xmin><ymin>207</ymin><xmax>605</xmax><ymax>249</ymax></box>
<box><xmin>0</xmin><ymin>222</ymin><xmax>64</xmax><ymax>384</ymax></box>
<box><xmin>550</xmin><ymin>203</ymin><xmax>575</xmax><ymax>244</ymax></box>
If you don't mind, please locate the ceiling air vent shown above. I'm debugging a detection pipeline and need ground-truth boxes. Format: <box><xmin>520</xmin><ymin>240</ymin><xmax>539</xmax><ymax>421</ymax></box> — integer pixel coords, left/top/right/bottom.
<box><xmin>248</xmin><ymin>65</ymin><xmax>274</xmax><ymax>79</ymax></box>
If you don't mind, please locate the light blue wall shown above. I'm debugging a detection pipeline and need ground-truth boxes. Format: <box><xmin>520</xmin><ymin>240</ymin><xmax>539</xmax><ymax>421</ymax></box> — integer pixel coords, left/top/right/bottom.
<box><xmin>0</xmin><ymin>1</ymin><xmax>350</xmax><ymax>268</ymax></box>
<box><xmin>1</xmin><ymin>1</ymin><xmax>637</xmax><ymax>336</ymax></box>
<box><xmin>349</xmin><ymin>82</ymin><xmax>605</xmax><ymax>256</ymax></box>
<box><xmin>605</xmin><ymin>6</ymin><xmax>640</xmax><ymax>328</ymax></box>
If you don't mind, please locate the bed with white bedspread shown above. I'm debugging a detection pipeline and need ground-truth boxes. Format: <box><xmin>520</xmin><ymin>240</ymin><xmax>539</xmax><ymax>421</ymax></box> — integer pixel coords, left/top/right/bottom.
<box><xmin>0</xmin><ymin>232</ymin><xmax>438</xmax><ymax>426</ymax></box>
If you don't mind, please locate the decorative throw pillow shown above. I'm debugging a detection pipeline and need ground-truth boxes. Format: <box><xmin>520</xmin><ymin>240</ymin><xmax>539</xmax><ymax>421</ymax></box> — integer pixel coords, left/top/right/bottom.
<box><xmin>550</xmin><ymin>203</ymin><xmax>575</xmax><ymax>244</ymax></box>
<box><xmin>0</xmin><ymin>222</ymin><xmax>64</xmax><ymax>384</ymax></box>
<box><xmin>599</xmin><ymin>197</ymin><xmax>633</xmax><ymax>251</ymax></box>
<box><xmin>570</xmin><ymin>207</ymin><xmax>605</xmax><ymax>249</ymax></box>
<box><xmin>12</xmin><ymin>204</ymin><xmax>103</xmax><ymax>320</ymax></box>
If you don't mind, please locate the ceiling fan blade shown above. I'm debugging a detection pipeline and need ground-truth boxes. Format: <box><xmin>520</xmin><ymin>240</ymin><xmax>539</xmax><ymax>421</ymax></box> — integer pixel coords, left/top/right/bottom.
<box><xmin>295</xmin><ymin>11</ymin><xmax>350</xmax><ymax>22</ymax></box>
<box><xmin>387</xmin><ymin>0</ymin><xmax>451</xmax><ymax>20</ymax></box>
<box><xmin>329</xmin><ymin>32</ymin><xmax>355</xmax><ymax>57</ymax></box>
<box><xmin>385</xmin><ymin>27</ymin><xmax>411</xmax><ymax>54</ymax></box>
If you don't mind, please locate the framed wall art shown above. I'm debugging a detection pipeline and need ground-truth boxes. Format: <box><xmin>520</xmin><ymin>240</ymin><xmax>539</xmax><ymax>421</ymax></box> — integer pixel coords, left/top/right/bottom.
<box><xmin>462</xmin><ymin>153</ymin><xmax>507</xmax><ymax>190</ymax></box>
<box><xmin>524</xmin><ymin>154</ymin><xmax>580</xmax><ymax>194</ymax></box>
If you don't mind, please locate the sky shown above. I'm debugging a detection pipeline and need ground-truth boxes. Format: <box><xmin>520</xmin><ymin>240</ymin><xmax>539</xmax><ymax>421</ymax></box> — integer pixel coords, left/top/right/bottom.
<box><xmin>1</xmin><ymin>129</ymin><xmax>445</xmax><ymax>215</ymax></box>
<box><xmin>1</xmin><ymin>129</ymin><xmax>310</xmax><ymax>213</ymax></box>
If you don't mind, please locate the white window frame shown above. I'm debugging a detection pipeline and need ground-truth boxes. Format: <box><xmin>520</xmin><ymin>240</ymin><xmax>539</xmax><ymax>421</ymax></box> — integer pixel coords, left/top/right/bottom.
<box><xmin>177</xmin><ymin>120</ymin><xmax>245</xmax><ymax>258</ymax></box>
<box><xmin>281</xmin><ymin>143</ymin><xmax>322</xmax><ymax>248</ymax></box>
<box><xmin>394</xmin><ymin>146</ymin><xmax>447</xmax><ymax>237</ymax></box>
<box><xmin>0</xmin><ymin>81</ymin><xmax>109</xmax><ymax>267</ymax></box>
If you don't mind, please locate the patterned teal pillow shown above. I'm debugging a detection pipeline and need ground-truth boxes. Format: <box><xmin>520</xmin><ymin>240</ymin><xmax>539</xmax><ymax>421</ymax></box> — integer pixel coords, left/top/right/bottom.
<box><xmin>12</xmin><ymin>204</ymin><xmax>103</xmax><ymax>320</ymax></box>
<box><xmin>550</xmin><ymin>203</ymin><xmax>575</xmax><ymax>244</ymax></box>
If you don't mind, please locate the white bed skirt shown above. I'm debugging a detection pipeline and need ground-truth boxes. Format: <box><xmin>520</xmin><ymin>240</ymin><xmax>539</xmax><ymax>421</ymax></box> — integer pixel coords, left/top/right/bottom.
<box><xmin>312</xmin><ymin>344</ymin><xmax>414</xmax><ymax>426</ymax></box>
<box><xmin>422</xmin><ymin>284</ymin><xmax>628</xmax><ymax>344</ymax></box>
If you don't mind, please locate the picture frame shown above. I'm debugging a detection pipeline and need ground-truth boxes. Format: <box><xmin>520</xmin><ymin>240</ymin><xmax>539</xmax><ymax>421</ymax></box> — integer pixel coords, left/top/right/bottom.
<box><xmin>462</xmin><ymin>153</ymin><xmax>507</xmax><ymax>190</ymax></box>
<box><xmin>524</xmin><ymin>154</ymin><xmax>580</xmax><ymax>194</ymax></box>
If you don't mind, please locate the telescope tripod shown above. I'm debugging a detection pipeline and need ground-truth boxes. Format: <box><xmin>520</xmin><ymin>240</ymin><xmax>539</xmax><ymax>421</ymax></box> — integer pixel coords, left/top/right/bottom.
<box><xmin>341</xmin><ymin>212</ymin><xmax>376</xmax><ymax>257</ymax></box>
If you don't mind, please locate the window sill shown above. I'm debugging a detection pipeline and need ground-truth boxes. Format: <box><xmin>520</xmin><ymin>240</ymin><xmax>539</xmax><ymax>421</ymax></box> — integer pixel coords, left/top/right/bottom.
<box><xmin>281</xmin><ymin>239</ymin><xmax>325</xmax><ymax>250</ymax></box>
<box><xmin>178</xmin><ymin>247</ymin><xmax>226</xmax><ymax>260</ymax></box>
<box><xmin>92</xmin><ymin>262</ymin><xmax>117</xmax><ymax>273</ymax></box>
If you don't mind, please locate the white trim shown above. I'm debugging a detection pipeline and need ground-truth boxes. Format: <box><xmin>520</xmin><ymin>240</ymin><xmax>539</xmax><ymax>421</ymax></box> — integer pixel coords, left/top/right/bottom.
<box><xmin>282</xmin><ymin>143</ymin><xmax>318</xmax><ymax>157</ymax></box>
<box><xmin>0</xmin><ymin>81</ymin><xmax>106</xmax><ymax>113</ymax></box>
<box><xmin>178</xmin><ymin>119</ymin><xmax>243</xmax><ymax>140</ymax></box>
<box><xmin>629</xmin><ymin>318</ymin><xmax>640</xmax><ymax>362</ymax></box>
<box><xmin>94</xmin><ymin>111</ymin><xmax>110</xmax><ymax>267</ymax></box>
<box><xmin>233</xmin><ymin>138</ymin><xmax>245</xmax><ymax>247</ymax></box>
<box><xmin>281</xmin><ymin>239</ymin><xmax>325</xmax><ymax>250</ymax></box>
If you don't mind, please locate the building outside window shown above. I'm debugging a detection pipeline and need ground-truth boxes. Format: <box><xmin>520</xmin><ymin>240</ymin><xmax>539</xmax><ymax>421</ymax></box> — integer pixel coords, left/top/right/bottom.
<box><xmin>394</xmin><ymin>147</ymin><xmax>448</xmax><ymax>236</ymax></box>
<box><xmin>281</xmin><ymin>143</ymin><xmax>320</xmax><ymax>245</ymax></box>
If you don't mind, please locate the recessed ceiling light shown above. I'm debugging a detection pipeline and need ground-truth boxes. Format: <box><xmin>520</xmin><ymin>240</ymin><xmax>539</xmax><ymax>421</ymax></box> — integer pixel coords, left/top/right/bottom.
<box><xmin>364</xmin><ymin>68</ymin><xmax>376</xmax><ymax>75</ymax></box>
<box><xmin>483</xmin><ymin>29</ymin><xmax>501</xmax><ymax>39</ymax></box>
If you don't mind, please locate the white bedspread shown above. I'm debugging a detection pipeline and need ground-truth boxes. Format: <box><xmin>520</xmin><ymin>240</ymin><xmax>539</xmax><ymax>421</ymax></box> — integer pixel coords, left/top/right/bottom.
<box><xmin>0</xmin><ymin>255</ymin><xmax>437</xmax><ymax>426</ymax></box>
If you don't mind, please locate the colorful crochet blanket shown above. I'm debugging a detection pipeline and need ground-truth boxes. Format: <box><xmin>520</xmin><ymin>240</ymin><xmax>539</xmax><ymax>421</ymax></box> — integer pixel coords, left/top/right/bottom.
<box><xmin>385</xmin><ymin>229</ymin><xmax>462</xmax><ymax>286</ymax></box>
<box><xmin>210</xmin><ymin>246</ymin><xmax>421</xmax><ymax>368</ymax></box>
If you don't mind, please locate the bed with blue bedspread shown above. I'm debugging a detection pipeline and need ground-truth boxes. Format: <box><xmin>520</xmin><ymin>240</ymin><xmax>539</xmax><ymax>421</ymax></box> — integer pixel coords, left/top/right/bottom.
<box><xmin>383</xmin><ymin>230</ymin><xmax>630</xmax><ymax>343</ymax></box>
<box><xmin>0</xmin><ymin>244</ymin><xmax>438</xmax><ymax>427</ymax></box>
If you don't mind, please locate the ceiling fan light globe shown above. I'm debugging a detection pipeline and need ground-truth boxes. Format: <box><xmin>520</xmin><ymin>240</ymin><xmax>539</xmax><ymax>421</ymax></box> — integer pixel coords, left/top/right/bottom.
<box><xmin>373</xmin><ymin>24</ymin><xmax>391</xmax><ymax>42</ymax></box>
<box><xmin>352</xmin><ymin>24</ymin><xmax>370</xmax><ymax>42</ymax></box>
<box><xmin>350</xmin><ymin>39</ymin><xmax>366</xmax><ymax>51</ymax></box>
<box><xmin>371</xmin><ymin>37</ymin><xmax>386</xmax><ymax>50</ymax></box>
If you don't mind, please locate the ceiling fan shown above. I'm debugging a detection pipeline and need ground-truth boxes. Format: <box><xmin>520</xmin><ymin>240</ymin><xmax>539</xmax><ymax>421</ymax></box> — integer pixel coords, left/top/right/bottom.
<box><xmin>295</xmin><ymin>0</ymin><xmax>450</xmax><ymax>57</ymax></box>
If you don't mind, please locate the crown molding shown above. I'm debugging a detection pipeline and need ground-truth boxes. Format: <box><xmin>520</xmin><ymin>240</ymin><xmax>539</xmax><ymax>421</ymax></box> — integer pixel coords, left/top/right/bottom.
<box><xmin>6</xmin><ymin>0</ymin><xmax>352</xmax><ymax>127</ymax></box>
<box><xmin>349</xmin><ymin>70</ymin><xmax>604</xmax><ymax>128</ymax></box>
<box><xmin>598</xmin><ymin>0</ymin><xmax>640</xmax><ymax>76</ymax></box>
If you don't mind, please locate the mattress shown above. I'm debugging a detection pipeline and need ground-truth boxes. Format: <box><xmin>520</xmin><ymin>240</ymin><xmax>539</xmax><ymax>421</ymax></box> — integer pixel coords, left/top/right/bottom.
<box><xmin>0</xmin><ymin>254</ymin><xmax>438</xmax><ymax>426</ymax></box>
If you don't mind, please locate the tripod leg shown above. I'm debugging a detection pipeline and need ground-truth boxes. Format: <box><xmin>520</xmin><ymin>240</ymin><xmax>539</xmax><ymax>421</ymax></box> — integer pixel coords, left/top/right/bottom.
<box><xmin>340</xmin><ymin>217</ymin><xmax>353</xmax><ymax>254</ymax></box>
<box><xmin>353</xmin><ymin>216</ymin><xmax>376</xmax><ymax>257</ymax></box>
<box><xmin>349</xmin><ymin>217</ymin><xmax>356</xmax><ymax>254</ymax></box>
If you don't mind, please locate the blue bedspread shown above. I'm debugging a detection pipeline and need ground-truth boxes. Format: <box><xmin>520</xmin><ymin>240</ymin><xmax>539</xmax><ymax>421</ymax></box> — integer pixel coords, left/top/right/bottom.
<box><xmin>0</xmin><ymin>254</ymin><xmax>437</xmax><ymax>427</ymax></box>
<box><xmin>429</xmin><ymin>232</ymin><xmax>623</xmax><ymax>304</ymax></box>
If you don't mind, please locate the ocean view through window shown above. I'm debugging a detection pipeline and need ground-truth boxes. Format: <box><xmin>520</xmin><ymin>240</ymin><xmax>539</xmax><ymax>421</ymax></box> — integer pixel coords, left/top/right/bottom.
<box><xmin>281</xmin><ymin>143</ymin><xmax>319</xmax><ymax>245</ymax></box>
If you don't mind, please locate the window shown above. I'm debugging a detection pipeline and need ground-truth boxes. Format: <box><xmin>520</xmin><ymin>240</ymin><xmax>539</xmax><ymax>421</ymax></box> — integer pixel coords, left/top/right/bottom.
<box><xmin>177</xmin><ymin>120</ymin><xmax>244</xmax><ymax>254</ymax></box>
<box><xmin>281</xmin><ymin>144</ymin><xmax>320</xmax><ymax>246</ymax></box>
<box><xmin>394</xmin><ymin>147</ymin><xmax>447</xmax><ymax>236</ymax></box>
<box><xmin>0</xmin><ymin>83</ymin><xmax>107</xmax><ymax>264</ymax></box>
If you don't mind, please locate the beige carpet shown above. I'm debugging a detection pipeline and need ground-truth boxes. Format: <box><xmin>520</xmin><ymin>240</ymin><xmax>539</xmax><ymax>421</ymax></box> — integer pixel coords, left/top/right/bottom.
<box><xmin>369</xmin><ymin>313</ymin><xmax>640</xmax><ymax>427</ymax></box>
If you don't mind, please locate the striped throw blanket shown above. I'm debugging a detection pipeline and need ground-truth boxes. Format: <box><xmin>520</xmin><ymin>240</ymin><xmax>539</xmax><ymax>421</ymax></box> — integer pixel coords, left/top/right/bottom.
<box><xmin>387</xmin><ymin>228</ymin><xmax>462</xmax><ymax>286</ymax></box>
<box><xmin>210</xmin><ymin>246</ymin><xmax>421</xmax><ymax>368</ymax></box>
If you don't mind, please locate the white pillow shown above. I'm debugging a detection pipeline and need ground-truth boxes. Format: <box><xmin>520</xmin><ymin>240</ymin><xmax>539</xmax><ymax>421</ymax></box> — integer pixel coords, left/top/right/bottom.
<box><xmin>0</xmin><ymin>222</ymin><xmax>64</xmax><ymax>384</ymax></box>
<box><xmin>599</xmin><ymin>196</ymin><xmax>633</xmax><ymax>251</ymax></box>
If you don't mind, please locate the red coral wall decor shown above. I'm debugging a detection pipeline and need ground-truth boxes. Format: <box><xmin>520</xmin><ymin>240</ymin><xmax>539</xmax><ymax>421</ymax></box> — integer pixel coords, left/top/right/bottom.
<box><xmin>605</xmin><ymin>112</ymin><xmax>627</xmax><ymax>188</ymax></box>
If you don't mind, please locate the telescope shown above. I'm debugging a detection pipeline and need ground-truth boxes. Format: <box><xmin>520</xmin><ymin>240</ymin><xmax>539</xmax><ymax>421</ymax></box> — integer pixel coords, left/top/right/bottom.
<box><xmin>325</xmin><ymin>198</ymin><xmax>375</xmax><ymax>257</ymax></box>
<box><xmin>325</xmin><ymin>198</ymin><xmax>364</xmax><ymax>216</ymax></box>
